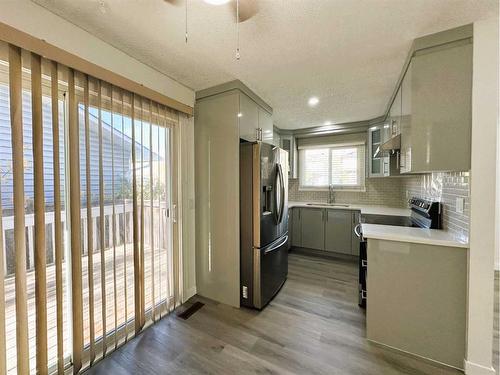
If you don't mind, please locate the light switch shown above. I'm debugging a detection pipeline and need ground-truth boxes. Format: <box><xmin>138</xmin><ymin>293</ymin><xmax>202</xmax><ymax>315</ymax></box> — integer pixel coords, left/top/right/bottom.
<box><xmin>456</xmin><ymin>197</ymin><xmax>464</xmax><ymax>214</ymax></box>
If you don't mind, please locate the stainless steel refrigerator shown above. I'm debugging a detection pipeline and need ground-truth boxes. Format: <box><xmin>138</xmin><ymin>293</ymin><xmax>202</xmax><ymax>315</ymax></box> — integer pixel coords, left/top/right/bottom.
<box><xmin>240</xmin><ymin>142</ymin><xmax>288</xmax><ymax>309</ymax></box>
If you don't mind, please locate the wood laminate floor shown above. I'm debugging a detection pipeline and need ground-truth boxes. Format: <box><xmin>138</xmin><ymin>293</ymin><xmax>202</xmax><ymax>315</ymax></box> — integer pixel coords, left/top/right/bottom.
<box><xmin>87</xmin><ymin>251</ymin><xmax>497</xmax><ymax>375</ymax></box>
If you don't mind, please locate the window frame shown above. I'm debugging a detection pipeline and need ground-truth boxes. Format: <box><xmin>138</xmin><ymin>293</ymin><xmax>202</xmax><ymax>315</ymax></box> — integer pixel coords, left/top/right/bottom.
<box><xmin>298</xmin><ymin>142</ymin><xmax>366</xmax><ymax>192</ymax></box>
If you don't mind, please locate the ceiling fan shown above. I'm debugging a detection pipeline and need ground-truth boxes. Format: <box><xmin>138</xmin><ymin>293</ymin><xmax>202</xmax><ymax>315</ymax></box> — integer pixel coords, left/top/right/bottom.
<box><xmin>163</xmin><ymin>0</ymin><xmax>259</xmax><ymax>22</ymax></box>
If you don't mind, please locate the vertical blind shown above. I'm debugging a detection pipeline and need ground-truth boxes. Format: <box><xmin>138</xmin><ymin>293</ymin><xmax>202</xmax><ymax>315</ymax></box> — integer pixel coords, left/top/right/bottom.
<box><xmin>0</xmin><ymin>40</ymin><xmax>181</xmax><ymax>374</ymax></box>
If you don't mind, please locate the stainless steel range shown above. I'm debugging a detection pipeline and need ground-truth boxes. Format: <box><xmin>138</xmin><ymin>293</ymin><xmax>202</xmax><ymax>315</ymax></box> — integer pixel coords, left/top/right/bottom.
<box><xmin>355</xmin><ymin>197</ymin><xmax>443</xmax><ymax>308</ymax></box>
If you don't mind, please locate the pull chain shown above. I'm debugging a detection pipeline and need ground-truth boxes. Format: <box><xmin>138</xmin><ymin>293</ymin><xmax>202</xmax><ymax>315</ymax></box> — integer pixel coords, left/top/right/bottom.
<box><xmin>185</xmin><ymin>0</ymin><xmax>188</xmax><ymax>43</ymax></box>
<box><xmin>236</xmin><ymin>0</ymin><xmax>240</xmax><ymax>60</ymax></box>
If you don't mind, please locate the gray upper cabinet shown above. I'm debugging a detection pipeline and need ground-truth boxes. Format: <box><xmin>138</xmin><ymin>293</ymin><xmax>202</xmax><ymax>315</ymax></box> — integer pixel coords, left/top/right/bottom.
<box><xmin>258</xmin><ymin>107</ymin><xmax>274</xmax><ymax>144</ymax></box>
<box><xmin>368</xmin><ymin>125</ymin><xmax>391</xmax><ymax>178</ymax></box>
<box><xmin>273</xmin><ymin>127</ymin><xmax>281</xmax><ymax>147</ymax></box>
<box><xmin>300</xmin><ymin>208</ymin><xmax>325</xmax><ymax>250</ymax></box>
<box><xmin>280</xmin><ymin>134</ymin><xmax>297</xmax><ymax>178</ymax></box>
<box><xmin>389</xmin><ymin>86</ymin><xmax>402</xmax><ymax>137</ymax></box>
<box><xmin>407</xmin><ymin>40</ymin><xmax>472</xmax><ymax>173</ymax></box>
<box><xmin>239</xmin><ymin>92</ymin><xmax>259</xmax><ymax>142</ymax></box>
<box><xmin>197</xmin><ymin>80</ymin><xmax>273</xmax><ymax>144</ymax></box>
<box><xmin>400</xmin><ymin>61</ymin><xmax>412</xmax><ymax>174</ymax></box>
<box><xmin>325</xmin><ymin>210</ymin><xmax>352</xmax><ymax>254</ymax></box>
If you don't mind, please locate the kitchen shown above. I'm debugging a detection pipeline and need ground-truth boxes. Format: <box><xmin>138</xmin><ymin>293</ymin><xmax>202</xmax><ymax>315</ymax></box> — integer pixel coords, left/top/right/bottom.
<box><xmin>193</xmin><ymin>21</ymin><xmax>496</xmax><ymax>375</ymax></box>
<box><xmin>0</xmin><ymin>1</ymin><xmax>497</xmax><ymax>375</ymax></box>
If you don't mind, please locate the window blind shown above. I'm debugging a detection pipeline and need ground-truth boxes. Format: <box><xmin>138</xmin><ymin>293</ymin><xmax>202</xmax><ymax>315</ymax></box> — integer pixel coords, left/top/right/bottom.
<box><xmin>299</xmin><ymin>142</ymin><xmax>366</xmax><ymax>191</ymax></box>
<box><xmin>0</xmin><ymin>38</ymin><xmax>181</xmax><ymax>374</ymax></box>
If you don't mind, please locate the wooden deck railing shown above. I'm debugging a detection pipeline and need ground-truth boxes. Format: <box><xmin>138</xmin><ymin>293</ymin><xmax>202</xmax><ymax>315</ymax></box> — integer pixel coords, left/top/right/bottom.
<box><xmin>2</xmin><ymin>201</ymin><xmax>172</xmax><ymax>374</ymax></box>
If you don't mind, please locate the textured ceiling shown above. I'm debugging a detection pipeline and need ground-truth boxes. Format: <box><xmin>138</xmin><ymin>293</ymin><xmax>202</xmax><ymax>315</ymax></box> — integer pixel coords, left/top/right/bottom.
<box><xmin>33</xmin><ymin>0</ymin><xmax>497</xmax><ymax>129</ymax></box>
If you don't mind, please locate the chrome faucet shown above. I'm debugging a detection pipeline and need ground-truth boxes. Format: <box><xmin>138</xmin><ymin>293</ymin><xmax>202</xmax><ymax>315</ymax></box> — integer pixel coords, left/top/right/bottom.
<box><xmin>328</xmin><ymin>184</ymin><xmax>336</xmax><ymax>204</ymax></box>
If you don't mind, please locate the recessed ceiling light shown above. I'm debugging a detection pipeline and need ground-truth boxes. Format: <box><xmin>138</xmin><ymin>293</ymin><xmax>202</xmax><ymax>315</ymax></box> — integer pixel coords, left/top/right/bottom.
<box><xmin>324</xmin><ymin>121</ymin><xmax>333</xmax><ymax>126</ymax></box>
<box><xmin>204</xmin><ymin>0</ymin><xmax>231</xmax><ymax>5</ymax></box>
<box><xmin>237</xmin><ymin>112</ymin><xmax>243</xmax><ymax>118</ymax></box>
<box><xmin>308</xmin><ymin>97</ymin><xmax>319</xmax><ymax>107</ymax></box>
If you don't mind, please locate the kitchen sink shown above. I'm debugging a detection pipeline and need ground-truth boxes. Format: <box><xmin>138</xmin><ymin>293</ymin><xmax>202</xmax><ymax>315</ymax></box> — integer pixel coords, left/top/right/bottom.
<box><xmin>306</xmin><ymin>203</ymin><xmax>350</xmax><ymax>207</ymax></box>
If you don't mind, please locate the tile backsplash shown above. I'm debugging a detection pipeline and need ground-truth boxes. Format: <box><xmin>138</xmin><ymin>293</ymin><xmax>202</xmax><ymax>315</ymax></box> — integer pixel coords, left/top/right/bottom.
<box><xmin>400</xmin><ymin>172</ymin><xmax>470</xmax><ymax>240</ymax></box>
<box><xmin>288</xmin><ymin>178</ymin><xmax>406</xmax><ymax>207</ymax></box>
<box><xmin>289</xmin><ymin>171</ymin><xmax>470</xmax><ymax>241</ymax></box>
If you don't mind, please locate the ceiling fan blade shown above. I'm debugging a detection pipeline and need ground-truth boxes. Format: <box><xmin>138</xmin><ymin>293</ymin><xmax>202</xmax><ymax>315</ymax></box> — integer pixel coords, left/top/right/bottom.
<box><xmin>163</xmin><ymin>0</ymin><xmax>183</xmax><ymax>5</ymax></box>
<box><xmin>230</xmin><ymin>0</ymin><xmax>259</xmax><ymax>22</ymax></box>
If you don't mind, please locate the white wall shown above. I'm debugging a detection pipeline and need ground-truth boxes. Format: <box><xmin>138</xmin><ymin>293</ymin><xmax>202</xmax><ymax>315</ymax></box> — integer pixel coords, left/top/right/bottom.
<box><xmin>465</xmin><ymin>16</ymin><xmax>498</xmax><ymax>375</ymax></box>
<box><xmin>180</xmin><ymin>114</ymin><xmax>197</xmax><ymax>302</ymax></box>
<box><xmin>0</xmin><ymin>0</ymin><xmax>194</xmax><ymax>107</ymax></box>
<box><xmin>497</xmin><ymin>111</ymin><xmax>500</xmax><ymax>271</ymax></box>
<box><xmin>497</xmin><ymin>102</ymin><xmax>500</xmax><ymax>271</ymax></box>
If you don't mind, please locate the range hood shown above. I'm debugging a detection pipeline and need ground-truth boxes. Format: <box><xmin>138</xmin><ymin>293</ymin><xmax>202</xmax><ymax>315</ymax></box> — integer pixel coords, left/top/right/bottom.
<box><xmin>381</xmin><ymin>133</ymin><xmax>401</xmax><ymax>151</ymax></box>
<box><xmin>373</xmin><ymin>134</ymin><xmax>401</xmax><ymax>158</ymax></box>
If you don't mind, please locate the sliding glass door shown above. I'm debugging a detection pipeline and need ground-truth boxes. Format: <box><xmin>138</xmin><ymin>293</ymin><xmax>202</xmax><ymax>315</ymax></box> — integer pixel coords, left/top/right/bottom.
<box><xmin>0</xmin><ymin>40</ymin><xmax>180</xmax><ymax>374</ymax></box>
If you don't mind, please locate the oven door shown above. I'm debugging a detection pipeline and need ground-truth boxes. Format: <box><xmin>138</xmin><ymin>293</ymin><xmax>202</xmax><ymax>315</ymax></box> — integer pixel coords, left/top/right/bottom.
<box><xmin>354</xmin><ymin>223</ymin><xmax>367</xmax><ymax>308</ymax></box>
<box><xmin>358</xmin><ymin>240</ymin><xmax>367</xmax><ymax>308</ymax></box>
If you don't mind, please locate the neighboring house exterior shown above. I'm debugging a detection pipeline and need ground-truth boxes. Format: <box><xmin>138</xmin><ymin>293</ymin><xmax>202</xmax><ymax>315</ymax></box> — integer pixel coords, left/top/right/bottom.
<box><xmin>0</xmin><ymin>83</ymin><xmax>158</xmax><ymax>212</ymax></box>
<box><xmin>0</xmin><ymin>84</ymin><xmax>164</xmax><ymax>276</ymax></box>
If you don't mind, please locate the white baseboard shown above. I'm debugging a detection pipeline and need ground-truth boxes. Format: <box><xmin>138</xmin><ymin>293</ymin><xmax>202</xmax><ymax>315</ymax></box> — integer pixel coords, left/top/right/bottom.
<box><xmin>183</xmin><ymin>286</ymin><xmax>197</xmax><ymax>303</ymax></box>
<box><xmin>464</xmin><ymin>359</ymin><xmax>496</xmax><ymax>375</ymax></box>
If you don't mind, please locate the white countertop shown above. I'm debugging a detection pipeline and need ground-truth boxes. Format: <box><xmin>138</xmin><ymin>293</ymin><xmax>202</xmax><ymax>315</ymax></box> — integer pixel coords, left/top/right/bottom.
<box><xmin>361</xmin><ymin>224</ymin><xmax>469</xmax><ymax>248</ymax></box>
<box><xmin>288</xmin><ymin>201</ymin><xmax>411</xmax><ymax>217</ymax></box>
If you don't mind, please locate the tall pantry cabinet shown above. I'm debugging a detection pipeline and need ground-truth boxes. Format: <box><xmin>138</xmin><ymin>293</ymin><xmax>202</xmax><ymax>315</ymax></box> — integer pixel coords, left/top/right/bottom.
<box><xmin>194</xmin><ymin>81</ymin><xmax>273</xmax><ymax>308</ymax></box>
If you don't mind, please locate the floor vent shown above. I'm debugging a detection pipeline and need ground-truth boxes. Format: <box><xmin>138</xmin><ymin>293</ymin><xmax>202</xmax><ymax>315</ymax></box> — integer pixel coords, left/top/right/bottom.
<box><xmin>177</xmin><ymin>302</ymin><xmax>205</xmax><ymax>320</ymax></box>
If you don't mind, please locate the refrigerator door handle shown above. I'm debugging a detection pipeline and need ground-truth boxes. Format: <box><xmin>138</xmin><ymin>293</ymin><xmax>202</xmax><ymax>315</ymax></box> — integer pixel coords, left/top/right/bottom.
<box><xmin>279</xmin><ymin>163</ymin><xmax>285</xmax><ymax>224</ymax></box>
<box><xmin>274</xmin><ymin>163</ymin><xmax>283</xmax><ymax>224</ymax></box>
<box><xmin>274</xmin><ymin>163</ymin><xmax>285</xmax><ymax>224</ymax></box>
<box><xmin>264</xmin><ymin>235</ymin><xmax>289</xmax><ymax>254</ymax></box>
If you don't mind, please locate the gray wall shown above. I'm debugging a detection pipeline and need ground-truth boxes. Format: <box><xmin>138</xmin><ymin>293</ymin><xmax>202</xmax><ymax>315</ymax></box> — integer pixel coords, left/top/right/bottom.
<box><xmin>401</xmin><ymin>171</ymin><xmax>470</xmax><ymax>240</ymax></box>
<box><xmin>288</xmin><ymin>177</ymin><xmax>405</xmax><ymax>207</ymax></box>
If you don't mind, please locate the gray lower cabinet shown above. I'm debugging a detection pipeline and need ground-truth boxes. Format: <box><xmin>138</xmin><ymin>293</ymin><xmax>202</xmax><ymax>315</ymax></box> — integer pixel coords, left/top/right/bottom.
<box><xmin>290</xmin><ymin>207</ymin><xmax>359</xmax><ymax>256</ymax></box>
<box><xmin>325</xmin><ymin>210</ymin><xmax>352</xmax><ymax>254</ymax></box>
<box><xmin>300</xmin><ymin>208</ymin><xmax>325</xmax><ymax>250</ymax></box>
<box><xmin>366</xmin><ymin>239</ymin><xmax>466</xmax><ymax>368</ymax></box>
<box><xmin>291</xmin><ymin>207</ymin><xmax>302</xmax><ymax>247</ymax></box>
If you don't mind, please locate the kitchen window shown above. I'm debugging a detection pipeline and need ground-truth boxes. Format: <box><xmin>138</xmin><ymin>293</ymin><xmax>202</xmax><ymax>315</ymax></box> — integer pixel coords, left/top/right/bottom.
<box><xmin>298</xmin><ymin>143</ymin><xmax>365</xmax><ymax>191</ymax></box>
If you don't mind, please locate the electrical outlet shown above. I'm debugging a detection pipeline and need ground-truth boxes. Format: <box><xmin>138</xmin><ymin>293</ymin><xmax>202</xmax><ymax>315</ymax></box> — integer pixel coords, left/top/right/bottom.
<box><xmin>242</xmin><ymin>286</ymin><xmax>248</xmax><ymax>299</ymax></box>
<box><xmin>456</xmin><ymin>197</ymin><xmax>464</xmax><ymax>214</ymax></box>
